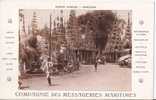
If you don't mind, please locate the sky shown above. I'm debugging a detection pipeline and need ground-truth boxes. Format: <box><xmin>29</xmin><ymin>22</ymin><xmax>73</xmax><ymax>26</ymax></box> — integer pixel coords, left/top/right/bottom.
<box><xmin>20</xmin><ymin>10</ymin><xmax>131</xmax><ymax>33</ymax></box>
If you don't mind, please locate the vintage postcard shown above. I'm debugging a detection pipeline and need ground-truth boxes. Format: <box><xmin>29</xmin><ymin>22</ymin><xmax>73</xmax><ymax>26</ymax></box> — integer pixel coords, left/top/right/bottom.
<box><xmin>0</xmin><ymin>0</ymin><xmax>155</xmax><ymax>99</ymax></box>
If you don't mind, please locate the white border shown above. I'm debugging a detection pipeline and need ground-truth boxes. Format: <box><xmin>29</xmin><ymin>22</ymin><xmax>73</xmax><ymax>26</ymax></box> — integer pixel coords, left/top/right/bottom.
<box><xmin>0</xmin><ymin>0</ymin><xmax>154</xmax><ymax>99</ymax></box>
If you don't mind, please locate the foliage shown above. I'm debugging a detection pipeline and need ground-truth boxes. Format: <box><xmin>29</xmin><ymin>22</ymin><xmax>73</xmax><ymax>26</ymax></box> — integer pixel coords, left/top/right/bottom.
<box><xmin>20</xmin><ymin>34</ymin><xmax>40</xmax><ymax>70</ymax></box>
<box><xmin>77</xmin><ymin>10</ymin><xmax>116</xmax><ymax>52</ymax></box>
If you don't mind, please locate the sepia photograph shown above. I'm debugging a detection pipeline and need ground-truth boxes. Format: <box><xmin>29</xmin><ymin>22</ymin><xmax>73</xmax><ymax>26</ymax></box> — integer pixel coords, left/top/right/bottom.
<box><xmin>18</xmin><ymin>9</ymin><xmax>132</xmax><ymax>91</ymax></box>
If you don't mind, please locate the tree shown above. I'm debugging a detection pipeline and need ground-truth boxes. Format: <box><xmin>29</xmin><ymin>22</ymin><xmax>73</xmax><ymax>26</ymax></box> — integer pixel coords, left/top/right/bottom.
<box><xmin>20</xmin><ymin>34</ymin><xmax>40</xmax><ymax>71</ymax></box>
<box><xmin>19</xmin><ymin>12</ymin><xmax>41</xmax><ymax>72</ymax></box>
<box><xmin>77</xmin><ymin>10</ymin><xmax>116</xmax><ymax>53</ymax></box>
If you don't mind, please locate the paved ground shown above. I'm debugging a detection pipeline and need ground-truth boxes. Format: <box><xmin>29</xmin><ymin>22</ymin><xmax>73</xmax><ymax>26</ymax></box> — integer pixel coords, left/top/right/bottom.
<box><xmin>22</xmin><ymin>63</ymin><xmax>131</xmax><ymax>91</ymax></box>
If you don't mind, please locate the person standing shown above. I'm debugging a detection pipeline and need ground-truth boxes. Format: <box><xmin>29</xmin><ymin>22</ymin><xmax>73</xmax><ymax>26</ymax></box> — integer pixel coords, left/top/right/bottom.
<box><xmin>42</xmin><ymin>57</ymin><xmax>53</xmax><ymax>86</ymax></box>
<box><xmin>94</xmin><ymin>60</ymin><xmax>97</xmax><ymax>71</ymax></box>
<box><xmin>94</xmin><ymin>56</ymin><xmax>98</xmax><ymax>72</ymax></box>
